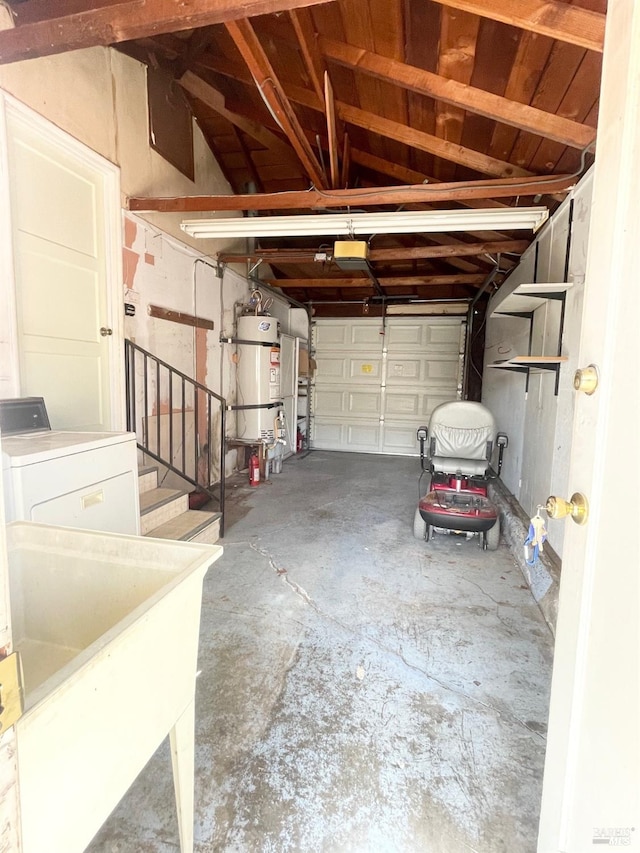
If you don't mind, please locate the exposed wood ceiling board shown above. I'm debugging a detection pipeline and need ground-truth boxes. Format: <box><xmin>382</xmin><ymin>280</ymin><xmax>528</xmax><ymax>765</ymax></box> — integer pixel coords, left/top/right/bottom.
<box><xmin>486</xmin><ymin>31</ymin><xmax>555</xmax><ymax>163</ymax></box>
<box><xmin>434</xmin><ymin>6</ymin><xmax>480</xmax><ymax>181</ymax></box>
<box><xmin>403</xmin><ymin>0</ymin><xmax>441</xmax><ymax>175</ymax></box>
<box><xmin>225</xmin><ymin>18</ymin><xmax>327</xmax><ymax>188</ymax></box>
<box><xmin>0</xmin><ymin>0</ymin><xmax>337</xmax><ymax>63</ymax></box>
<box><xmin>369</xmin><ymin>0</ymin><xmax>405</xmax><ymax>61</ymax></box>
<box><xmin>527</xmin><ymin>49</ymin><xmax>601</xmax><ymax>173</ymax></box>
<box><xmin>320</xmin><ymin>38</ymin><xmax>596</xmax><ymax>150</ymax></box>
<box><xmin>509</xmin><ymin>40</ymin><xmax>590</xmax><ymax>169</ymax></box>
<box><xmin>459</xmin><ymin>17</ymin><xmax>521</xmax><ymax>159</ymax></box>
<box><xmin>428</xmin><ymin>0</ymin><xmax>605</xmax><ymax>52</ymax></box>
<box><xmin>471</xmin><ymin>17</ymin><xmax>522</xmax><ymax>96</ymax></box>
<box><xmin>554</xmin><ymin>98</ymin><xmax>598</xmax><ymax>173</ymax></box>
<box><xmin>338</xmin><ymin>102</ymin><xmax>533</xmax><ymax>178</ymax></box>
<box><xmin>338</xmin><ymin>0</ymin><xmax>409</xmax><ymax>166</ymax></box>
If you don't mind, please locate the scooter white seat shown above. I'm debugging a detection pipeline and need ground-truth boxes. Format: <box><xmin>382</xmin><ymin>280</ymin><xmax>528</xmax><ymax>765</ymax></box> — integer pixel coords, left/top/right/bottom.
<box><xmin>428</xmin><ymin>401</ymin><xmax>496</xmax><ymax>476</ymax></box>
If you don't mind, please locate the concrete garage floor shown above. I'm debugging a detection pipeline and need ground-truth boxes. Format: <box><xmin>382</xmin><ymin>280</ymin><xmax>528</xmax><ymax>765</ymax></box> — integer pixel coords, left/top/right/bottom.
<box><xmin>89</xmin><ymin>451</ymin><xmax>554</xmax><ymax>853</ymax></box>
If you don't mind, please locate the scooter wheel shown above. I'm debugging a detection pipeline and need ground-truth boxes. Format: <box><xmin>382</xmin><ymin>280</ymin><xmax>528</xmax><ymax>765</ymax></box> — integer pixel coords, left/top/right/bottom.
<box><xmin>413</xmin><ymin>507</ymin><xmax>427</xmax><ymax>540</ymax></box>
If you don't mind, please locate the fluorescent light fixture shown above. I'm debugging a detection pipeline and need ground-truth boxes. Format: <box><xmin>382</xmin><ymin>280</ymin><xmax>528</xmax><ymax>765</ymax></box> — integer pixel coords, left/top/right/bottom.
<box><xmin>180</xmin><ymin>207</ymin><xmax>549</xmax><ymax>239</ymax></box>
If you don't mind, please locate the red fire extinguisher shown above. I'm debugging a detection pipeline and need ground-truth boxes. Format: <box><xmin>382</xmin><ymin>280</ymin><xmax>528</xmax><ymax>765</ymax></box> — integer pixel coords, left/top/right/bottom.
<box><xmin>249</xmin><ymin>453</ymin><xmax>260</xmax><ymax>487</ymax></box>
<box><xmin>296</xmin><ymin>428</ymin><xmax>303</xmax><ymax>453</ymax></box>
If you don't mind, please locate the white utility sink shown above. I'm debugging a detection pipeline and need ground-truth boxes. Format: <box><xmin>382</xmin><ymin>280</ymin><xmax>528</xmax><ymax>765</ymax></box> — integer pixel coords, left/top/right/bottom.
<box><xmin>6</xmin><ymin>521</ymin><xmax>222</xmax><ymax>853</ymax></box>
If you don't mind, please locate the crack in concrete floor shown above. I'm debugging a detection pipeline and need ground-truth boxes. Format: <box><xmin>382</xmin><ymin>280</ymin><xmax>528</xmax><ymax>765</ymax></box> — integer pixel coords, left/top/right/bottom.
<box><xmin>248</xmin><ymin>539</ymin><xmax>547</xmax><ymax>743</ymax></box>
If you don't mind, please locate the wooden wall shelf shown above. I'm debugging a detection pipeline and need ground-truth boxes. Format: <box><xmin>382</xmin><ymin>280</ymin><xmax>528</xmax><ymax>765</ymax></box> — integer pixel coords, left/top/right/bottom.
<box><xmin>489</xmin><ymin>282</ymin><xmax>573</xmax><ymax>317</ymax></box>
<box><xmin>487</xmin><ymin>283</ymin><xmax>572</xmax><ymax>395</ymax></box>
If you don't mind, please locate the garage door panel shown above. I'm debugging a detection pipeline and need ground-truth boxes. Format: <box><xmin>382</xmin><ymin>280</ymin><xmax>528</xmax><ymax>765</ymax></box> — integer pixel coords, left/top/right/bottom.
<box><xmin>386</xmin><ymin>323</ymin><xmax>422</xmax><ymax>348</ymax></box>
<box><xmin>316</xmin><ymin>355</ymin><xmax>382</xmax><ymax>385</ymax></box>
<box><xmin>351</xmin><ymin>325</ymin><xmax>382</xmax><ymax>347</ymax></box>
<box><xmin>314</xmin><ymin>322</ymin><xmax>349</xmax><ymax>348</ymax></box>
<box><xmin>424</xmin><ymin>322</ymin><xmax>463</xmax><ymax>351</ymax></box>
<box><xmin>315</xmin><ymin>356</ymin><xmax>348</xmax><ymax>381</ymax></box>
<box><xmin>313</xmin><ymin>319</ymin><xmax>385</xmax><ymax>351</ymax></box>
<box><xmin>385</xmin><ymin>355</ymin><xmax>460</xmax><ymax>387</ymax></box>
<box><xmin>422</xmin><ymin>393</ymin><xmax>458</xmax><ymax>418</ymax></box>
<box><xmin>348</xmin><ymin>390</ymin><xmax>381</xmax><ymax>416</ymax></box>
<box><xmin>424</xmin><ymin>359</ymin><xmax>461</xmax><ymax>381</ymax></box>
<box><xmin>386</xmin><ymin>319</ymin><xmax>462</xmax><ymax>354</ymax></box>
<box><xmin>385</xmin><ymin>392</ymin><xmax>419</xmax><ymax>417</ymax></box>
<box><xmin>312</xmin><ymin>420</ymin><xmax>343</xmax><ymax>447</ymax></box>
<box><xmin>381</xmin><ymin>423</ymin><xmax>421</xmax><ymax>455</ymax></box>
<box><xmin>349</xmin><ymin>355</ymin><xmax>382</xmax><ymax>381</ymax></box>
<box><xmin>312</xmin><ymin>317</ymin><xmax>463</xmax><ymax>455</ymax></box>
<box><xmin>313</xmin><ymin>388</ymin><xmax>346</xmax><ymax>415</ymax></box>
<box><xmin>312</xmin><ymin>418</ymin><xmax>380</xmax><ymax>452</ymax></box>
<box><xmin>314</xmin><ymin>387</ymin><xmax>381</xmax><ymax>419</ymax></box>
<box><xmin>386</xmin><ymin>358</ymin><xmax>421</xmax><ymax>383</ymax></box>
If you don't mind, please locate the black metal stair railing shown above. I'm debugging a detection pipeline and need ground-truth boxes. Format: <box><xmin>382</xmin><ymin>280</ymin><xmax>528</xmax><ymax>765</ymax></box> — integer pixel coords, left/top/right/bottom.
<box><xmin>125</xmin><ymin>339</ymin><xmax>226</xmax><ymax>537</ymax></box>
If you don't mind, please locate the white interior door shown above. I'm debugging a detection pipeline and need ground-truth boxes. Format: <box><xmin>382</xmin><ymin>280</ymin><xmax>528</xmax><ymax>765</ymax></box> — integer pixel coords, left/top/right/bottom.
<box><xmin>538</xmin><ymin>0</ymin><xmax>640</xmax><ymax>848</ymax></box>
<box><xmin>280</xmin><ymin>334</ymin><xmax>298</xmax><ymax>458</ymax></box>
<box><xmin>3</xmin><ymin>98</ymin><xmax>122</xmax><ymax>431</ymax></box>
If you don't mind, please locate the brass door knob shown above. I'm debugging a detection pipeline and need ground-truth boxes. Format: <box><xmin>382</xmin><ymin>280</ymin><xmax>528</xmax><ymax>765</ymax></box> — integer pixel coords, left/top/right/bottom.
<box><xmin>573</xmin><ymin>364</ymin><xmax>598</xmax><ymax>395</ymax></box>
<box><xmin>100</xmin><ymin>327</ymin><xmax>113</xmax><ymax>336</ymax></box>
<box><xmin>546</xmin><ymin>493</ymin><xmax>589</xmax><ymax>525</ymax></box>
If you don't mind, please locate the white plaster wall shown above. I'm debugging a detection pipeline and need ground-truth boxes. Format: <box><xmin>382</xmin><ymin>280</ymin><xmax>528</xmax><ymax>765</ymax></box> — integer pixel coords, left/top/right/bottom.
<box><xmin>483</xmin><ymin>169</ymin><xmax>594</xmax><ymax>558</ymax></box>
<box><xmin>124</xmin><ymin>214</ymin><xmax>249</xmax><ymax>477</ymax></box>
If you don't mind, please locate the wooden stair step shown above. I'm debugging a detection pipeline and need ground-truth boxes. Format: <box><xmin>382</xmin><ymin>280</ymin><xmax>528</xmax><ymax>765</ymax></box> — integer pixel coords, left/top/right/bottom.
<box><xmin>145</xmin><ymin>510</ymin><xmax>221</xmax><ymax>542</ymax></box>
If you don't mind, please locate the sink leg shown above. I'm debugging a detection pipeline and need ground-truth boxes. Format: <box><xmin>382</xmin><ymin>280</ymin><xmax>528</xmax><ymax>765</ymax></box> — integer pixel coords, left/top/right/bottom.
<box><xmin>170</xmin><ymin>698</ymin><xmax>195</xmax><ymax>853</ymax></box>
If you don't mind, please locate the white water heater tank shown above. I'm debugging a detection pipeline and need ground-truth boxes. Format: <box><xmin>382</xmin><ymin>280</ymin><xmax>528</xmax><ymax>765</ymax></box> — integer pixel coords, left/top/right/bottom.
<box><xmin>236</xmin><ymin>315</ymin><xmax>281</xmax><ymax>441</ymax></box>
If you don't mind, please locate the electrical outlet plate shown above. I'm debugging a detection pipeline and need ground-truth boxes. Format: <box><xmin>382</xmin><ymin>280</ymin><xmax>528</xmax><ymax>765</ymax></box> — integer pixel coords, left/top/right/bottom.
<box><xmin>0</xmin><ymin>652</ymin><xmax>24</xmax><ymax>732</ymax></box>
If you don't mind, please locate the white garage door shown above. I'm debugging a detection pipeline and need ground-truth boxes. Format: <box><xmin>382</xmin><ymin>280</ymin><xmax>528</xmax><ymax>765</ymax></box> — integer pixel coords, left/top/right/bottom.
<box><xmin>311</xmin><ymin>317</ymin><xmax>465</xmax><ymax>455</ymax></box>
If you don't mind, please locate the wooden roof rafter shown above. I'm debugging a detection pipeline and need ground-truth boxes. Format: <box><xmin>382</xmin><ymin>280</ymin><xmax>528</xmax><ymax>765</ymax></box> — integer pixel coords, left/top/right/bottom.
<box><xmin>430</xmin><ymin>0</ymin><xmax>605</xmax><ymax>53</ymax></box>
<box><xmin>225</xmin><ymin>17</ymin><xmax>327</xmax><ymax>188</ymax></box>
<box><xmin>319</xmin><ymin>38</ymin><xmax>596</xmax><ymax>151</ymax></box>
<box><xmin>0</xmin><ymin>0</ymin><xmax>336</xmax><ymax>64</ymax></box>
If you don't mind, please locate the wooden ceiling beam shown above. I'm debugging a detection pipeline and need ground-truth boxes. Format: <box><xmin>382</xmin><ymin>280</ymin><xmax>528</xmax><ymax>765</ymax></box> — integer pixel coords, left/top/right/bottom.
<box><xmin>219</xmin><ymin>239</ymin><xmax>529</xmax><ymax>264</ymax></box>
<box><xmin>225</xmin><ymin>18</ymin><xmax>327</xmax><ymax>188</ymax></box>
<box><xmin>127</xmin><ymin>173</ymin><xmax>573</xmax><ymax>211</ymax></box>
<box><xmin>267</xmin><ymin>275</ymin><xmax>487</xmax><ymax>288</ymax></box>
<box><xmin>320</xmin><ymin>37</ymin><xmax>596</xmax><ymax>150</ymax></box>
<box><xmin>0</xmin><ymin>0</ymin><xmax>335</xmax><ymax>64</ymax></box>
<box><xmin>336</xmin><ymin>104</ymin><xmax>532</xmax><ymax>179</ymax></box>
<box><xmin>430</xmin><ymin>0</ymin><xmax>604</xmax><ymax>53</ymax></box>
<box><xmin>193</xmin><ymin>57</ymin><xmax>533</xmax><ymax>182</ymax></box>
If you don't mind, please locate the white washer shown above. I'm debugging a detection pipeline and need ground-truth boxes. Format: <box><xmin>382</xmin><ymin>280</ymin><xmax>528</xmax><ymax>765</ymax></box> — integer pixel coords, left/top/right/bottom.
<box><xmin>2</xmin><ymin>430</ymin><xmax>140</xmax><ymax>535</ymax></box>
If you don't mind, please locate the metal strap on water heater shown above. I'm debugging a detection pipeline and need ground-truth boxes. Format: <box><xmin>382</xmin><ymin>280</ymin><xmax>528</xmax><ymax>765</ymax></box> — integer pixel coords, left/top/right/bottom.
<box><xmin>227</xmin><ymin>402</ymin><xmax>282</xmax><ymax>411</ymax></box>
<box><xmin>220</xmin><ymin>335</ymin><xmax>281</xmax><ymax>348</ymax></box>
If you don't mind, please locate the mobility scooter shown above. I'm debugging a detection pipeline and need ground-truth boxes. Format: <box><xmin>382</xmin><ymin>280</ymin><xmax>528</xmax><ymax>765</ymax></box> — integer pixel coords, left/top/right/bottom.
<box><xmin>413</xmin><ymin>401</ymin><xmax>508</xmax><ymax>551</ymax></box>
